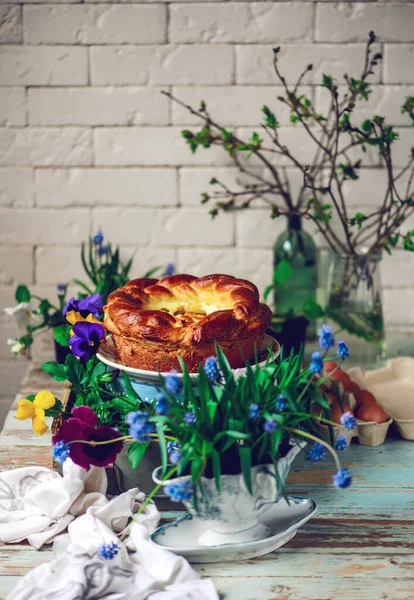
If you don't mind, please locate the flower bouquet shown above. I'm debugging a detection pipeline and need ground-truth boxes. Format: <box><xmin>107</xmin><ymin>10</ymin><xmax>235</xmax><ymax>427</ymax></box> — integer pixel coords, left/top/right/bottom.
<box><xmin>15</xmin><ymin>302</ymin><xmax>355</xmax><ymax>551</ymax></box>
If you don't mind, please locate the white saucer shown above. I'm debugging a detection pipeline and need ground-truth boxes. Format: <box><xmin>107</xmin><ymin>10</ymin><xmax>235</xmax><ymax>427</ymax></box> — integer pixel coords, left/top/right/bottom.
<box><xmin>151</xmin><ymin>496</ymin><xmax>317</xmax><ymax>563</ymax></box>
<box><xmin>97</xmin><ymin>334</ymin><xmax>280</xmax><ymax>384</ymax></box>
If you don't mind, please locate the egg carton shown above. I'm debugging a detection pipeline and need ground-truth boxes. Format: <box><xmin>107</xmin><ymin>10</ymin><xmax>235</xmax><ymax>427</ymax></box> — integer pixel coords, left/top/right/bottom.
<box><xmin>320</xmin><ymin>380</ymin><xmax>393</xmax><ymax>448</ymax></box>
<box><xmin>348</xmin><ymin>357</ymin><xmax>414</xmax><ymax>441</ymax></box>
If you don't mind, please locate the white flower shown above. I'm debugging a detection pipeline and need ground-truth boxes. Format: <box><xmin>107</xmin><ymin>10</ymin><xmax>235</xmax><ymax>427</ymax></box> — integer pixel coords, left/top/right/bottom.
<box><xmin>4</xmin><ymin>302</ymin><xmax>42</xmax><ymax>328</ymax></box>
<box><xmin>7</xmin><ymin>338</ymin><xmax>26</xmax><ymax>356</ymax></box>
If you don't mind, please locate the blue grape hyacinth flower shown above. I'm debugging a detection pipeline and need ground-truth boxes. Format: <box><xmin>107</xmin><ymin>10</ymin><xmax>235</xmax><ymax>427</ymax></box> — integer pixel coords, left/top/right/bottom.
<box><xmin>264</xmin><ymin>419</ymin><xmax>278</xmax><ymax>433</ymax></box>
<box><xmin>165</xmin><ymin>481</ymin><xmax>193</xmax><ymax>502</ymax></box>
<box><xmin>333</xmin><ymin>467</ymin><xmax>352</xmax><ymax>489</ymax></box>
<box><xmin>126</xmin><ymin>411</ymin><xmax>154</xmax><ymax>443</ymax></box>
<box><xmin>340</xmin><ymin>411</ymin><xmax>357</xmax><ymax>431</ymax></box>
<box><xmin>250</xmin><ymin>403</ymin><xmax>260</xmax><ymax>419</ymax></box>
<box><xmin>167</xmin><ymin>441</ymin><xmax>182</xmax><ymax>465</ymax></box>
<box><xmin>337</xmin><ymin>340</ymin><xmax>350</xmax><ymax>360</ymax></box>
<box><xmin>97</xmin><ymin>541</ymin><xmax>119</xmax><ymax>560</ymax></box>
<box><xmin>307</xmin><ymin>442</ymin><xmax>326</xmax><ymax>463</ymax></box>
<box><xmin>165</xmin><ymin>372</ymin><xmax>181</xmax><ymax>397</ymax></box>
<box><xmin>318</xmin><ymin>324</ymin><xmax>335</xmax><ymax>350</ymax></box>
<box><xmin>52</xmin><ymin>440</ymin><xmax>70</xmax><ymax>464</ymax></box>
<box><xmin>335</xmin><ymin>434</ymin><xmax>348</xmax><ymax>451</ymax></box>
<box><xmin>309</xmin><ymin>352</ymin><xmax>324</xmax><ymax>374</ymax></box>
<box><xmin>204</xmin><ymin>356</ymin><xmax>221</xmax><ymax>383</ymax></box>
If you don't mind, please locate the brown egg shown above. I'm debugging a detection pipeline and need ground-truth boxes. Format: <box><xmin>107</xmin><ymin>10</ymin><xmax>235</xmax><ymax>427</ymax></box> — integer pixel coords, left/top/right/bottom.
<box><xmin>329</xmin><ymin>401</ymin><xmax>352</xmax><ymax>425</ymax></box>
<box><xmin>358</xmin><ymin>390</ymin><xmax>377</xmax><ymax>406</ymax></box>
<box><xmin>357</xmin><ymin>403</ymin><xmax>388</xmax><ymax>424</ymax></box>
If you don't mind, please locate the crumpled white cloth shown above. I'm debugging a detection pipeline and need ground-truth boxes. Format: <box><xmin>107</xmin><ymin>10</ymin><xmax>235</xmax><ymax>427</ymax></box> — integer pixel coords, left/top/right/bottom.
<box><xmin>1</xmin><ymin>461</ymin><xmax>218</xmax><ymax>600</ymax></box>
<box><xmin>0</xmin><ymin>460</ymin><xmax>114</xmax><ymax>548</ymax></box>
<box><xmin>7</xmin><ymin>520</ymin><xmax>218</xmax><ymax>600</ymax></box>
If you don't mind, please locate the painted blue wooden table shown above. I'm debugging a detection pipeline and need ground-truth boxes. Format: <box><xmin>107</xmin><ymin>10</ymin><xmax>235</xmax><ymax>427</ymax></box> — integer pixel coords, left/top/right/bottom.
<box><xmin>0</xmin><ymin>362</ymin><xmax>414</xmax><ymax>599</ymax></box>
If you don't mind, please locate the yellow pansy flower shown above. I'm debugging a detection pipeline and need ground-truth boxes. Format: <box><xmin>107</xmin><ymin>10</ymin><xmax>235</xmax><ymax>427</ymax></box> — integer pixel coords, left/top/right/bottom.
<box><xmin>16</xmin><ymin>391</ymin><xmax>56</xmax><ymax>436</ymax></box>
<box><xmin>65</xmin><ymin>310</ymin><xmax>102</xmax><ymax>326</ymax></box>
<box><xmin>66</xmin><ymin>311</ymin><xmax>103</xmax><ymax>337</ymax></box>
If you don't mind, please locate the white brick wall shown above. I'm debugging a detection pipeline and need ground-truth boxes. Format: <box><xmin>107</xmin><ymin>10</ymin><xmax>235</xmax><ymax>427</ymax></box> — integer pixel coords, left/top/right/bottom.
<box><xmin>1</xmin><ymin>0</ymin><xmax>414</xmax><ymax>399</ymax></box>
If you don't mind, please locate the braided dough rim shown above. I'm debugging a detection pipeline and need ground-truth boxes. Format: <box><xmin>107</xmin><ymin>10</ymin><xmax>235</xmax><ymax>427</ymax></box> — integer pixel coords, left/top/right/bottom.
<box><xmin>103</xmin><ymin>274</ymin><xmax>272</xmax><ymax>372</ymax></box>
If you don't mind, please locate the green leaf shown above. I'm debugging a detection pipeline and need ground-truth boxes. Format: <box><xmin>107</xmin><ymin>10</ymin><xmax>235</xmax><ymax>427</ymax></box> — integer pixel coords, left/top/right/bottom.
<box><xmin>15</xmin><ymin>284</ymin><xmax>31</xmax><ymax>303</ymax></box>
<box><xmin>144</xmin><ymin>266</ymin><xmax>161</xmax><ymax>278</ymax></box>
<box><xmin>302</xmin><ymin>301</ymin><xmax>324</xmax><ymax>319</ymax></box>
<box><xmin>191</xmin><ymin>455</ymin><xmax>203</xmax><ymax>487</ymax></box>
<box><xmin>80</xmin><ymin>241</ymin><xmax>95</xmax><ymax>285</ymax></box>
<box><xmin>239</xmin><ymin>446</ymin><xmax>252</xmax><ymax>494</ymax></box>
<box><xmin>128</xmin><ymin>441</ymin><xmax>149</xmax><ymax>469</ymax></box>
<box><xmin>207</xmin><ymin>401</ymin><xmax>218</xmax><ymax>424</ymax></box>
<box><xmin>212</xmin><ymin>429</ymin><xmax>250</xmax><ymax>447</ymax></box>
<box><xmin>178</xmin><ymin>357</ymin><xmax>197</xmax><ymax>405</ymax></box>
<box><xmin>362</xmin><ymin>119</ymin><xmax>373</xmax><ymax>133</ymax></box>
<box><xmin>270</xmin><ymin>427</ymin><xmax>282</xmax><ymax>460</ymax></box>
<box><xmin>72</xmin><ymin>279</ymin><xmax>93</xmax><ymax>295</ymax></box>
<box><xmin>273</xmin><ymin>260</ymin><xmax>292</xmax><ymax>286</ymax></box>
<box><xmin>41</xmin><ymin>361</ymin><xmax>67</xmax><ymax>383</ymax></box>
<box><xmin>65</xmin><ymin>354</ymin><xmax>86</xmax><ymax>389</ymax></box>
<box><xmin>214</xmin><ymin>342</ymin><xmax>232</xmax><ymax>380</ymax></box>
<box><xmin>90</xmin><ymin>362</ymin><xmax>106</xmax><ymax>385</ymax></box>
<box><xmin>264</xmin><ymin>284</ymin><xmax>274</xmax><ymax>301</ymax></box>
<box><xmin>121</xmin><ymin>371</ymin><xmax>140</xmax><ymax>402</ymax></box>
<box><xmin>262</xmin><ymin>105</ymin><xmax>279</xmax><ymax>129</ymax></box>
<box><xmin>211</xmin><ymin>449</ymin><xmax>222</xmax><ymax>493</ymax></box>
<box><xmin>321</xmin><ymin>74</ymin><xmax>333</xmax><ymax>89</ymax></box>
<box><xmin>156</xmin><ymin>422</ymin><xmax>168</xmax><ymax>475</ymax></box>
<box><xmin>228</xmin><ymin>418</ymin><xmax>243</xmax><ymax>431</ymax></box>
<box><xmin>53</xmin><ymin>325</ymin><xmax>71</xmax><ymax>347</ymax></box>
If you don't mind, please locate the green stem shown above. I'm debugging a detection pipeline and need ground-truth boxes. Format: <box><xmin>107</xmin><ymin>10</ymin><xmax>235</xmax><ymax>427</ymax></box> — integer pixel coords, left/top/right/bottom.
<box><xmin>68</xmin><ymin>432</ymin><xmax>176</xmax><ymax>447</ymax></box>
<box><xmin>285</xmin><ymin>426</ymin><xmax>341</xmax><ymax>471</ymax></box>
<box><xmin>119</xmin><ymin>465</ymin><xmax>178</xmax><ymax>542</ymax></box>
<box><xmin>31</xmin><ymin>295</ymin><xmax>60</xmax><ymax>312</ymax></box>
<box><xmin>96</xmin><ymin>386</ymin><xmax>137</xmax><ymax>405</ymax></box>
<box><xmin>69</xmin><ymin>435</ymin><xmax>131</xmax><ymax>446</ymax></box>
<box><xmin>293</xmin><ymin>411</ymin><xmax>342</xmax><ymax>428</ymax></box>
<box><xmin>317</xmin><ymin>360</ymin><xmax>344</xmax><ymax>387</ymax></box>
<box><xmin>296</xmin><ymin>350</ymin><xmax>332</xmax><ymax>406</ymax></box>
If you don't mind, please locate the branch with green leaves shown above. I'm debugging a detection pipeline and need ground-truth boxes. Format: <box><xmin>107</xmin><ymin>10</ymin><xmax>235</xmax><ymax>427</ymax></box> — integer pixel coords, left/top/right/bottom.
<box><xmin>167</xmin><ymin>31</ymin><xmax>414</xmax><ymax>259</ymax></box>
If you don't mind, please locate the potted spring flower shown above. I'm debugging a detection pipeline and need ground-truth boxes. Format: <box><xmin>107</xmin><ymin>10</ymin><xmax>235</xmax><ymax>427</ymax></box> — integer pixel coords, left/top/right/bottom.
<box><xmin>19</xmin><ymin>320</ymin><xmax>355</xmax><ymax>550</ymax></box>
<box><xmin>4</xmin><ymin>231</ymin><xmax>133</xmax><ymax>362</ymax></box>
<box><xmin>146</xmin><ymin>338</ymin><xmax>353</xmax><ymax>546</ymax></box>
<box><xmin>4</xmin><ymin>232</ymin><xmax>174</xmax><ymax>363</ymax></box>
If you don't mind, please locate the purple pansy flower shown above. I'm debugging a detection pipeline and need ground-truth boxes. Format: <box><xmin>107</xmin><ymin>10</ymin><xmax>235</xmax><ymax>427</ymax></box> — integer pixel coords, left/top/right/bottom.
<box><xmin>52</xmin><ymin>407</ymin><xmax>123</xmax><ymax>471</ymax></box>
<box><xmin>69</xmin><ymin>321</ymin><xmax>105</xmax><ymax>361</ymax></box>
<box><xmin>63</xmin><ymin>293</ymin><xmax>103</xmax><ymax>318</ymax></box>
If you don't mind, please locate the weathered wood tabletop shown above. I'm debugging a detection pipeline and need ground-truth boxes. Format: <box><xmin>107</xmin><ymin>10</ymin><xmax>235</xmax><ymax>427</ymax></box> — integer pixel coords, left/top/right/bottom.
<box><xmin>1</xmin><ymin>362</ymin><xmax>414</xmax><ymax>599</ymax></box>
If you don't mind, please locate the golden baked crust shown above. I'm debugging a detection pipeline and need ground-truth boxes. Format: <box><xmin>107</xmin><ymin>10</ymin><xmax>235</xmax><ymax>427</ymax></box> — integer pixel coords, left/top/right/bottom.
<box><xmin>103</xmin><ymin>274</ymin><xmax>273</xmax><ymax>372</ymax></box>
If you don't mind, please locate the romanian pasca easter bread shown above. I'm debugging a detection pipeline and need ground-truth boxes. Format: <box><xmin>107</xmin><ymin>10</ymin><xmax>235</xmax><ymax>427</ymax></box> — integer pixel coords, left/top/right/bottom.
<box><xmin>103</xmin><ymin>274</ymin><xmax>273</xmax><ymax>372</ymax></box>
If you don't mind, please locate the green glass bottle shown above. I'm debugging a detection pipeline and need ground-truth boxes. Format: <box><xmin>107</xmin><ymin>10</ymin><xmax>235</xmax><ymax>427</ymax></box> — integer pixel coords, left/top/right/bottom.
<box><xmin>273</xmin><ymin>215</ymin><xmax>317</xmax><ymax>339</ymax></box>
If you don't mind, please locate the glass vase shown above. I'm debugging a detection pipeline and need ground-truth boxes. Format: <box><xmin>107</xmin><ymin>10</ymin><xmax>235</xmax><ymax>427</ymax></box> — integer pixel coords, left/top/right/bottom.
<box><xmin>326</xmin><ymin>252</ymin><xmax>385</xmax><ymax>367</ymax></box>
<box><xmin>273</xmin><ymin>215</ymin><xmax>317</xmax><ymax>340</ymax></box>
